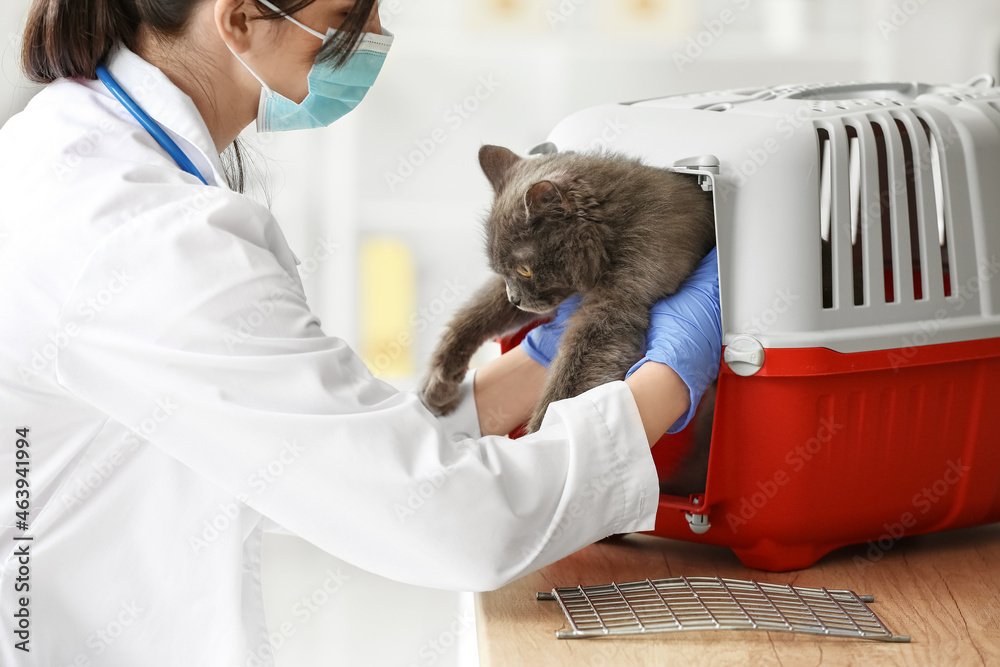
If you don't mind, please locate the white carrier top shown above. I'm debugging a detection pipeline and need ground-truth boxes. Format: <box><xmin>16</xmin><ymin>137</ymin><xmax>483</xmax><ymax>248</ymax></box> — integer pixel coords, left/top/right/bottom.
<box><xmin>543</xmin><ymin>78</ymin><xmax>1000</xmax><ymax>354</ymax></box>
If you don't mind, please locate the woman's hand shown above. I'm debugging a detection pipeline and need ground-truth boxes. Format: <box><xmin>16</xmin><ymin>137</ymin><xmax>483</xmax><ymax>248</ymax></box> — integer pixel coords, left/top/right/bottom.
<box><xmin>473</xmin><ymin>347</ymin><xmax>548</xmax><ymax>436</ymax></box>
<box><xmin>625</xmin><ymin>247</ymin><xmax>722</xmax><ymax>438</ymax></box>
<box><xmin>469</xmin><ymin>294</ymin><xmax>581</xmax><ymax>435</ymax></box>
<box><xmin>519</xmin><ymin>294</ymin><xmax>581</xmax><ymax>368</ymax></box>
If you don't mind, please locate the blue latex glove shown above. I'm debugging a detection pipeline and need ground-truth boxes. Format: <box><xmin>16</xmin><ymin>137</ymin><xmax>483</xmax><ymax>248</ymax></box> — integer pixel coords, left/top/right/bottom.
<box><xmin>520</xmin><ymin>294</ymin><xmax>582</xmax><ymax>368</ymax></box>
<box><xmin>626</xmin><ymin>247</ymin><xmax>722</xmax><ymax>434</ymax></box>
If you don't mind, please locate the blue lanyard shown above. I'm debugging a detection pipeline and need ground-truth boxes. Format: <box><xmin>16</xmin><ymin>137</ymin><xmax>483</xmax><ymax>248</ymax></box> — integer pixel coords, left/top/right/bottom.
<box><xmin>96</xmin><ymin>65</ymin><xmax>209</xmax><ymax>185</ymax></box>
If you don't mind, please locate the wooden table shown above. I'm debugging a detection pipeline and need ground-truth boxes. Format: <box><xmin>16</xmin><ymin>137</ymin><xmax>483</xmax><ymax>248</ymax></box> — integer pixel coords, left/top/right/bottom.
<box><xmin>475</xmin><ymin>524</ymin><xmax>1000</xmax><ymax>665</ymax></box>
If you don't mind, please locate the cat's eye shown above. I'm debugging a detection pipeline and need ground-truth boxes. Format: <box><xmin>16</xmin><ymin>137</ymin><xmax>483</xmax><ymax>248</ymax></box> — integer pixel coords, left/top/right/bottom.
<box><xmin>516</xmin><ymin>265</ymin><xmax>533</xmax><ymax>278</ymax></box>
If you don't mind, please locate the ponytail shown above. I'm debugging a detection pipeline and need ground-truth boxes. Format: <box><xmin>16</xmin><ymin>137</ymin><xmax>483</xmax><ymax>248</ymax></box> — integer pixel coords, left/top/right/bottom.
<box><xmin>23</xmin><ymin>0</ymin><xmax>380</xmax><ymax>84</ymax></box>
<box><xmin>22</xmin><ymin>0</ymin><xmax>140</xmax><ymax>83</ymax></box>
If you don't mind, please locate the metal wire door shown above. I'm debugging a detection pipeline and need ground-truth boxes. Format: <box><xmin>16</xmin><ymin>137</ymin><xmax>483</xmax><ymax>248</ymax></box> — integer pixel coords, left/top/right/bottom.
<box><xmin>538</xmin><ymin>576</ymin><xmax>909</xmax><ymax>642</ymax></box>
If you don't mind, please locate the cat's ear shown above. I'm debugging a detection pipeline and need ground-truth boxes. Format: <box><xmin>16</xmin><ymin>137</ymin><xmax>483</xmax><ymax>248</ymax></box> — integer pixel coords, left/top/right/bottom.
<box><xmin>479</xmin><ymin>145</ymin><xmax>521</xmax><ymax>191</ymax></box>
<box><xmin>524</xmin><ymin>180</ymin><xmax>569</xmax><ymax>216</ymax></box>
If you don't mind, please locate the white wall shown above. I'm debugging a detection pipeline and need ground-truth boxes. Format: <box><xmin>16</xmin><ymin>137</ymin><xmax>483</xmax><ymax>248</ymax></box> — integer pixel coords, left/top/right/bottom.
<box><xmin>2</xmin><ymin>1</ymin><xmax>997</xmax><ymax>665</ymax></box>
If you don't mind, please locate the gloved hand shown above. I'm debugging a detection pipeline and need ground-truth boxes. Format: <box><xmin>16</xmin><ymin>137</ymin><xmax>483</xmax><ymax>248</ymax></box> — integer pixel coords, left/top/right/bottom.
<box><xmin>520</xmin><ymin>294</ymin><xmax>582</xmax><ymax>368</ymax></box>
<box><xmin>626</xmin><ymin>247</ymin><xmax>722</xmax><ymax>434</ymax></box>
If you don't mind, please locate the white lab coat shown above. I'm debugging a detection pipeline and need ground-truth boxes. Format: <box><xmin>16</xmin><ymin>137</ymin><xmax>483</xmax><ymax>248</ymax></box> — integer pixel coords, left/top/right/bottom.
<box><xmin>0</xmin><ymin>47</ymin><xmax>658</xmax><ymax>666</ymax></box>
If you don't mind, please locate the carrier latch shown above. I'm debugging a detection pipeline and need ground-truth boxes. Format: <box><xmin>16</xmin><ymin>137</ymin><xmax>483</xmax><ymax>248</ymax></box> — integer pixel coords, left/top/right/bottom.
<box><xmin>672</xmin><ymin>154</ymin><xmax>719</xmax><ymax>191</ymax></box>
<box><xmin>724</xmin><ymin>335</ymin><xmax>765</xmax><ymax>376</ymax></box>
<box><xmin>527</xmin><ymin>141</ymin><xmax>559</xmax><ymax>155</ymax></box>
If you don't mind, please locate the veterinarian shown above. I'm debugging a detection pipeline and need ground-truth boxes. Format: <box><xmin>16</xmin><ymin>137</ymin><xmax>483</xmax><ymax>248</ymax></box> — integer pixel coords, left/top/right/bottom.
<box><xmin>0</xmin><ymin>0</ymin><xmax>722</xmax><ymax>664</ymax></box>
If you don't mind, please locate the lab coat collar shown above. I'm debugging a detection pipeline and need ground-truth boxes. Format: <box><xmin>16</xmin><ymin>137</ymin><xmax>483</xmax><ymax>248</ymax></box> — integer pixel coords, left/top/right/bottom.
<box><xmin>91</xmin><ymin>46</ymin><xmax>231</xmax><ymax>188</ymax></box>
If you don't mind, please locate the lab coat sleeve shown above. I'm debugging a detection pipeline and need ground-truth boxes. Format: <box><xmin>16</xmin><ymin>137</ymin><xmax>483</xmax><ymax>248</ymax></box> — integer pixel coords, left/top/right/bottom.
<box><xmin>433</xmin><ymin>370</ymin><xmax>482</xmax><ymax>442</ymax></box>
<box><xmin>53</xmin><ymin>190</ymin><xmax>659</xmax><ymax>591</ymax></box>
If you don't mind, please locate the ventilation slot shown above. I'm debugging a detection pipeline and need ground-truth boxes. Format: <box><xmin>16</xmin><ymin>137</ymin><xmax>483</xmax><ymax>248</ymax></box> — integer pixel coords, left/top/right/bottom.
<box><xmin>871</xmin><ymin>123</ymin><xmax>895</xmax><ymax>303</ymax></box>
<box><xmin>818</xmin><ymin>128</ymin><xmax>833</xmax><ymax>308</ymax></box>
<box><xmin>847</xmin><ymin>126</ymin><xmax>864</xmax><ymax>305</ymax></box>
<box><xmin>818</xmin><ymin>117</ymin><xmax>941</xmax><ymax>308</ymax></box>
<box><xmin>819</xmin><ymin>125</ymin><xmax>866</xmax><ymax>308</ymax></box>
<box><xmin>919</xmin><ymin>118</ymin><xmax>953</xmax><ymax>297</ymax></box>
<box><xmin>894</xmin><ymin>119</ymin><xmax>924</xmax><ymax>300</ymax></box>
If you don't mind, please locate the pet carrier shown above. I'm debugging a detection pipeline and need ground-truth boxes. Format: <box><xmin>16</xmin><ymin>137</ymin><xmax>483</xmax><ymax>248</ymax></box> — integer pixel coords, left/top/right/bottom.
<box><xmin>501</xmin><ymin>77</ymin><xmax>1000</xmax><ymax>571</ymax></box>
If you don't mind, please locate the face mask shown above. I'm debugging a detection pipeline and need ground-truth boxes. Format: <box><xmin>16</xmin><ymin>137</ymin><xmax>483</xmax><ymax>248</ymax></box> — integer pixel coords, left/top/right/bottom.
<box><xmin>230</xmin><ymin>0</ymin><xmax>393</xmax><ymax>132</ymax></box>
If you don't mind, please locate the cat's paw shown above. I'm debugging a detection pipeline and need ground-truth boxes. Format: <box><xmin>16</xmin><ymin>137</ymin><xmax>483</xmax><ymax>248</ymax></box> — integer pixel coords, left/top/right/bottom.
<box><xmin>420</xmin><ymin>368</ymin><xmax>463</xmax><ymax>416</ymax></box>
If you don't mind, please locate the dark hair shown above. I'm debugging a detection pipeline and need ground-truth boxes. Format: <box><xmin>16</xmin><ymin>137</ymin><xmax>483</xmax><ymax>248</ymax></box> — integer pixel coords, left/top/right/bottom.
<box><xmin>22</xmin><ymin>0</ymin><xmax>378</xmax><ymax>83</ymax></box>
<box><xmin>20</xmin><ymin>0</ymin><xmax>378</xmax><ymax>193</ymax></box>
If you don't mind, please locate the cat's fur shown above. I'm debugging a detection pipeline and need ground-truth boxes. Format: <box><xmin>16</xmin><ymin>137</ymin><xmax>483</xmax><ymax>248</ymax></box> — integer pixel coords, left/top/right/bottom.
<box><xmin>421</xmin><ymin>145</ymin><xmax>716</xmax><ymax>434</ymax></box>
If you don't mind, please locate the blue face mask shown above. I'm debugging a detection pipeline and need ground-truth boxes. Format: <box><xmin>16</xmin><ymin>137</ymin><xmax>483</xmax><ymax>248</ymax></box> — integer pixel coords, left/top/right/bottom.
<box><xmin>231</xmin><ymin>0</ymin><xmax>393</xmax><ymax>132</ymax></box>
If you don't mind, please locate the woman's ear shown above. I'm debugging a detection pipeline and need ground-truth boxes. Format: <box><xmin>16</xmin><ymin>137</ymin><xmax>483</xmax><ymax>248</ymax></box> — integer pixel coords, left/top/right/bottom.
<box><xmin>215</xmin><ymin>0</ymin><xmax>260</xmax><ymax>54</ymax></box>
<box><xmin>479</xmin><ymin>145</ymin><xmax>521</xmax><ymax>192</ymax></box>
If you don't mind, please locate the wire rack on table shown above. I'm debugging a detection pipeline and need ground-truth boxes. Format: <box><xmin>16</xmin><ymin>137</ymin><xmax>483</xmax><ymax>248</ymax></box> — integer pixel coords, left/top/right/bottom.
<box><xmin>537</xmin><ymin>576</ymin><xmax>910</xmax><ymax>642</ymax></box>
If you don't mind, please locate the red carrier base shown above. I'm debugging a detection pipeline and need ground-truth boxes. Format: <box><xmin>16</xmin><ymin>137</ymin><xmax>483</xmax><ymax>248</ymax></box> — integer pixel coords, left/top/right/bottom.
<box><xmin>651</xmin><ymin>337</ymin><xmax>1000</xmax><ymax>571</ymax></box>
<box><xmin>500</xmin><ymin>326</ymin><xmax>1000</xmax><ymax>572</ymax></box>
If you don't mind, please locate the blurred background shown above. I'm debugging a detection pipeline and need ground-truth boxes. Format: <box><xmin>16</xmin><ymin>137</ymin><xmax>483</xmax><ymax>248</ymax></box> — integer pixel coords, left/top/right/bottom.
<box><xmin>2</xmin><ymin>0</ymin><xmax>997</xmax><ymax>665</ymax></box>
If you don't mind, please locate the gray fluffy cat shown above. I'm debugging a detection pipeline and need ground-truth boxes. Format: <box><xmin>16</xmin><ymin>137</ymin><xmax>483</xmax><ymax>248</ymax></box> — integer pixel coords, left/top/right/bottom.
<box><xmin>421</xmin><ymin>145</ymin><xmax>716</xmax><ymax>434</ymax></box>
